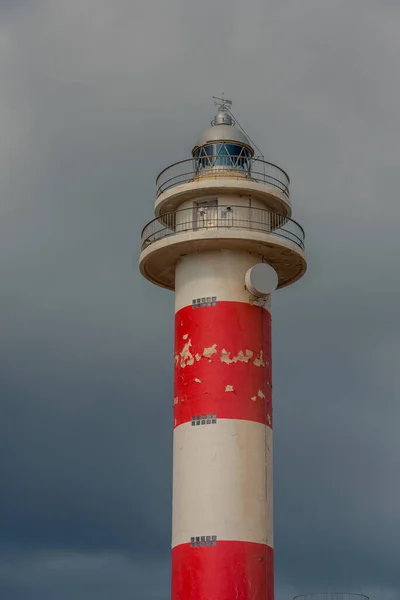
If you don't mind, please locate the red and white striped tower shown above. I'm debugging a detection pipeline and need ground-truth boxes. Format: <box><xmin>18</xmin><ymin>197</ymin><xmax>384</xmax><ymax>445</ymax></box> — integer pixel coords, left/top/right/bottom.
<box><xmin>139</xmin><ymin>100</ymin><xmax>307</xmax><ymax>600</ymax></box>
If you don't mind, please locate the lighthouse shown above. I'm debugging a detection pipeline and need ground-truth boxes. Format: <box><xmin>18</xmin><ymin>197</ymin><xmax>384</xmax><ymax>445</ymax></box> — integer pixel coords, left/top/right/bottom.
<box><xmin>139</xmin><ymin>99</ymin><xmax>307</xmax><ymax>600</ymax></box>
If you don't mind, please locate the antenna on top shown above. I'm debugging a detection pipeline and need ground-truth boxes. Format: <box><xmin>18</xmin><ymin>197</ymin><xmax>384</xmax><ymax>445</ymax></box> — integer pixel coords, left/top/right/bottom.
<box><xmin>212</xmin><ymin>95</ymin><xmax>264</xmax><ymax>160</ymax></box>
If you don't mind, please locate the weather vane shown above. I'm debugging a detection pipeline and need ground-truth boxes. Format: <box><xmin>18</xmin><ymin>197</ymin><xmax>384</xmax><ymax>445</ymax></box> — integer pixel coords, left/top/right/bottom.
<box><xmin>213</xmin><ymin>94</ymin><xmax>232</xmax><ymax>110</ymax></box>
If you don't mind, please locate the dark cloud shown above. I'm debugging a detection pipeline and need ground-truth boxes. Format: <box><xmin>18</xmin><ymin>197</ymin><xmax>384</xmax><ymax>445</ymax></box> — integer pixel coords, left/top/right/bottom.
<box><xmin>0</xmin><ymin>552</ymin><xmax>170</xmax><ymax>600</ymax></box>
<box><xmin>1</xmin><ymin>0</ymin><xmax>400</xmax><ymax>598</ymax></box>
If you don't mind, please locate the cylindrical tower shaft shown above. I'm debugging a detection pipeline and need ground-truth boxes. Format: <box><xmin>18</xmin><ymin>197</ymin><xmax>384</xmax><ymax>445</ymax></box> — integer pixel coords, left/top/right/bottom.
<box><xmin>172</xmin><ymin>250</ymin><xmax>273</xmax><ymax>600</ymax></box>
<box><xmin>139</xmin><ymin>100</ymin><xmax>307</xmax><ymax>600</ymax></box>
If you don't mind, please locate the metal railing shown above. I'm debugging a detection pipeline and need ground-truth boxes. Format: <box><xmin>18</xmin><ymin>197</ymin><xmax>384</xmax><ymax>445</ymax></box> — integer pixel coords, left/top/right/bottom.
<box><xmin>155</xmin><ymin>157</ymin><xmax>290</xmax><ymax>198</ymax></box>
<box><xmin>141</xmin><ymin>205</ymin><xmax>305</xmax><ymax>251</ymax></box>
<box><xmin>294</xmin><ymin>595</ymin><xmax>369</xmax><ymax>600</ymax></box>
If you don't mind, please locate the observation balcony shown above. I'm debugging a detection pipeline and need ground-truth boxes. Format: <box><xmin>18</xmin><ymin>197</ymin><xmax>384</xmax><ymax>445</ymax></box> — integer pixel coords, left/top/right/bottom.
<box><xmin>139</xmin><ymin>204</ymin><xmax>306</xmax><ymax>291</ymax></box>
<box><xmin>154</xmin><ymin>157</ymin><xmax>291</xmax><ymax>215</ymax></box>
<box><xmin>142</xmin><ymin>205</ymin><xmax>304</xmax><ymax>250</ymax></box>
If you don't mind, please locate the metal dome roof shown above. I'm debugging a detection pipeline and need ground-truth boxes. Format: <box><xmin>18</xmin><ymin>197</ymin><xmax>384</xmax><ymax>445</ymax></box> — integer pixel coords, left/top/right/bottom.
<box><xmin>193</xmin><ymin>123</ymin><xmax>252</xmax><ymax>149</ymax></box>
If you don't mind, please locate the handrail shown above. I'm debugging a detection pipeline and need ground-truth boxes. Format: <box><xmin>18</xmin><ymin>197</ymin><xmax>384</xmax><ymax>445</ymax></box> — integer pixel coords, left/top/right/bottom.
<box><xmin>141</xmin><ymin>205</ymin><xmax>305</xmax><ymax>252</ymax></box>
<box><xmin>293</xmin><ymin>595</ymin><xmax>369</xmax><ymax>600</ymax></box>
<box><xmin>155</xmin><ymin>157</ymin><xmax>290</xmax><ymax>198</ymax></box>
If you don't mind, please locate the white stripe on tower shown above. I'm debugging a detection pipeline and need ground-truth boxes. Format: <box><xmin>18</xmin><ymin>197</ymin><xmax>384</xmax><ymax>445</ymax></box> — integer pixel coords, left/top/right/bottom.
<box><xmin>172</xmin><ymin>419</ymin><xmax>273</xmax><ymax>547</ymax></box>
<box><xmin>172</xmin><ymin>250</ymin><xmax>274</xmax><ymax>600</ymax></box>
<box><xmin>174</xmin><ymin>249</ymin><xmax>272</xmax><ymax>313</ymax></box>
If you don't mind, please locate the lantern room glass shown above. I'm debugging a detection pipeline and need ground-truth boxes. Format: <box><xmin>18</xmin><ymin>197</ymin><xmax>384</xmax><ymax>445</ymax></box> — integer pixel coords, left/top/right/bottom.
<box><xmin>193</xmin><ymin>143</ymin><xmax>251</xmax><ymax>171</ymax></box>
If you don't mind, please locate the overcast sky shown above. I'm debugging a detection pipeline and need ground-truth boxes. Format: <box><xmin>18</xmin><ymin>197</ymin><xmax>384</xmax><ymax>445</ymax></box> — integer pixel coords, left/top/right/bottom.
<box><xmin>1</xmin><ymin>0</ymin><xmax>400</xmax><ymax>598</ymax></box>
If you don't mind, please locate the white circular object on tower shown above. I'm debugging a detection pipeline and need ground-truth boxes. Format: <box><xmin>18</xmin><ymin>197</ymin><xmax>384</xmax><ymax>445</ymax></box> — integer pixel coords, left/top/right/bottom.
<box><xmin>245</xmin><ymin>263</ymin><xmax>278</xmax><ymax>297</ymax></box>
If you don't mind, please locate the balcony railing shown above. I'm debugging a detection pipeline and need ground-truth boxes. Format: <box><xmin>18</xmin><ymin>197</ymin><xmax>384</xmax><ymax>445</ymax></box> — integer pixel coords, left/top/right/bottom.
<box><xmin>141</xmin><ymin>205</ymin><xmax>305</xmax><ymax>251</ymax></box>
<box><xmin>155</xmin><ymin>157</ymin><xmax>290</xmax><ymax>198</ymax></box>
<box><xmin>294</xmin><ymin>595</ymin><xmax>369</xmax><ymax>600</ymax></box>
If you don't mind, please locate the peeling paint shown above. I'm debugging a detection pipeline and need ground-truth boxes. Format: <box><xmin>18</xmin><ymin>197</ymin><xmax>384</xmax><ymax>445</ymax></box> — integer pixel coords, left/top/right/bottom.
<box><xmin>195</xmin><ymin>354</ymin><xmax>201</xmax><ymax>362</ymax></box>
<box><xmin>194</xmin><ymin>378</ymin><xmax>202</xmax><ymax>384</ymax></box>
<box><xmin>203</xmin><ymin>344</ymin><xmax>217</xmax><ymax>359</ymax></box>
<box><xmin>220</xmin><ymin>348</ymin><xmax>254</xmax><ymax>364</ymax></box>
<box><xmin>220</xmin><ymin>348</ymin><xmax>231</xmax><ymax>363</ymax></box>
<box><xmin>225</xmin><ymin>385</ymin><xmax>234</xmax><ymax>392</ymax></box>
<box><xmin>174</xmin><ymin>354</ymin><xmax>179</xmax><ymax>366</ymax></box>
<box><xmin>267</xmin><ymin>414</ymin><xmax>272</xmax><ymax>425</ymax></box>
<box><xmin>180</xmin><ymin>340</ymin><xmax>195</xmax><ymax>368</ymax></box>
<box><xmin>258</xmin><ymin>390</ymin><xmax>266</xmax><ymax>399</ymax></box>
<box><xmin>253</xmin><ymin>350</ymin><xmax>266</xmax><ymax>367</ymax></box>
<box><xmin>182</xmin><ymin>334</ymin><xmax>189</xmax><ymax>340</ymax></box>
<box><xmin>174</xmin><ymin>397</ymin><xmax>179</xmax><ymax>405</ymax></box>
<box><xmin>251</xmin><ymin>396</ymin><xmax>257</xmax><ymax>402</ymax></box>
<box><xmin>237</xmin><ymin>349</ymin><xmax>254</xmax><ymax>363</ymax></box>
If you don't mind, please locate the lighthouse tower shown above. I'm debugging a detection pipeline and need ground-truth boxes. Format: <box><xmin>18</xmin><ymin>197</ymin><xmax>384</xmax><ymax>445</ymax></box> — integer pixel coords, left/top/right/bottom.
<box><xmin>139</xmin><ymin>100</ymin><xmax>306</xmax><ymax>600</ymax></box>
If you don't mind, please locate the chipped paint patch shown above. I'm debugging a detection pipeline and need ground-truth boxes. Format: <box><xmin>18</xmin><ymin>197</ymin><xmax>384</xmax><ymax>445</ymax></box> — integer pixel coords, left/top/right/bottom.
<box><xmin>174</xmin><ymin>354</ymin><xmax>179</xmax><ymax>366</ymax></box>
<box><xmin>220</xmin><ymin>348</ymin><xmax>231</xmax><ymax>364</ymax></box>
<box><xmin>253</xmin><ymin>350</ymin><xmax>266</xmax><ymax>367</ymax></box>
<box><xmin>236</xmin><ymin>349</ymin><xmax>254</xmax><ymax>363</ymax></box>
<box><xmin>267</xmin><ymin>414</ymin><xmax>272</xmax><ymax>425</ymax></box>
<box><xmin>195</xmin><ymin>354</ymin><xmax>201</xmax><ymax>362</ymax></box>
<box><xmin>225</xmin><ymin>385</ymin><xmax>234</xmax><ymax>392</ymax></box>
<box><xmin>182</xmin><ymin>334</ymin><xmax>189</xmax><ymax>340</ymax></box>
<box><xmin>251</xmin><ymin>396</ymin><xmax>257</xmax><ymax>402</ymax></box>
<box><xmin>194</xmin><ymin>378</ymin><xmax>202</xmax><ymax>384</ymax></box>
<box><xmin>203</xmin><ymin>344</ymin><xmax>217</xmax><ymax>359</ymax></box>
<box><xmin>220</xmin><ymin>349</ymin><xmax>254</xmax><ymax>364</ymax></box>
<box><xmin>180</xmin><ymin>340</ymin><xmax>195</xmax><ymax>368</ymax></box>
<box><xmin>174</xmin><ymin>397</ymin><xmax>179</xmax><ymax>405</ymax></box>
<box><xmin>258</xmin><ymin>390</ymin><xmax>266</xmax><ymax>399</ymax></box>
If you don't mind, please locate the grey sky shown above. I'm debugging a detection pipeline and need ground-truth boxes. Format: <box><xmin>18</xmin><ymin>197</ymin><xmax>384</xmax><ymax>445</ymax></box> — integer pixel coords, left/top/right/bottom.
<box><xmin>1</xmin><ymin>0</ymin><xmax>400</xmax><ymax>598</ymax></box>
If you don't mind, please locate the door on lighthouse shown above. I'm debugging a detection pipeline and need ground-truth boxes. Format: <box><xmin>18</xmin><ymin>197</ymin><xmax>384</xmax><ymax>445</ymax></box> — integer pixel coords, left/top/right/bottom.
<box><xmin>193</xmin><ymin>198</ymin><xmax>218</xmax><ymax>231</ymax></box>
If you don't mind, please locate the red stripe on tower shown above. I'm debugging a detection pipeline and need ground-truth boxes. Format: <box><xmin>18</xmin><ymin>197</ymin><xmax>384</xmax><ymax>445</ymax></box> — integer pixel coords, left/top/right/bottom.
<box><xmin>174</xmin><ymin>301</ymin><xmax>272</xmax><ymax>428</ymax></box>
<box><xmin>172</xmin><ymin>542</ymin><xmax>274</xmax><ymax>600</ymax></box>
